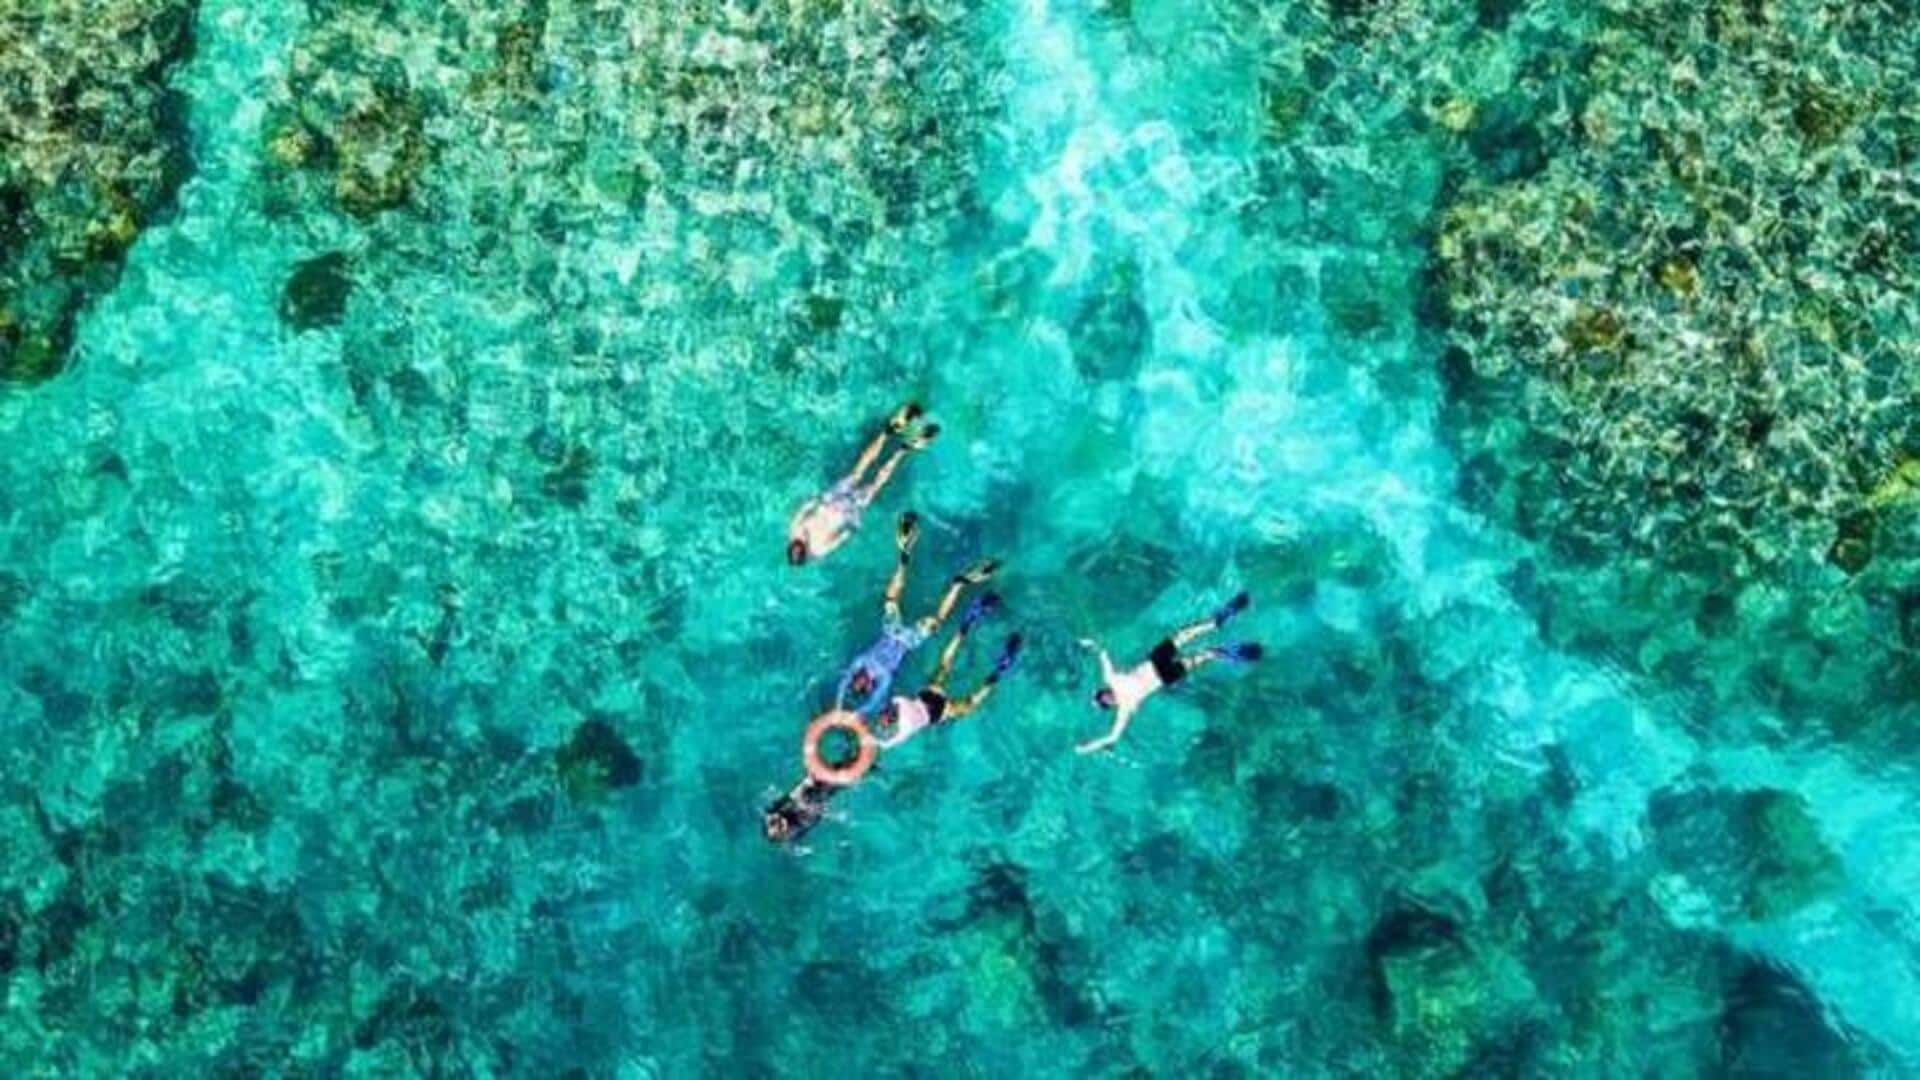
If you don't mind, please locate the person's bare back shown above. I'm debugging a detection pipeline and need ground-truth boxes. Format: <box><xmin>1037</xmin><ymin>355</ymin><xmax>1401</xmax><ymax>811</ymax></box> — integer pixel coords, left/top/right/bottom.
<box><xmin>786</xmin><ymin>402</ymin><xmax>938</xmax><ymax>566</ymax></box>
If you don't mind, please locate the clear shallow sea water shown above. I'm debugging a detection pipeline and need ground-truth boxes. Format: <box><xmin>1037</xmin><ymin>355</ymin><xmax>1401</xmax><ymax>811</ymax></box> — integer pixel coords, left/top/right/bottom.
<box><xmin>3</xmin><ymin>0</ymin><xmax>1917</xmax><ymax>1075</ymax></box>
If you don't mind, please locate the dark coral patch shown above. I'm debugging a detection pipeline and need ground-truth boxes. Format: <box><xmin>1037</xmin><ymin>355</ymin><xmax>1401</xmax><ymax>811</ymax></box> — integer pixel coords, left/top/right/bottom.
<box><xmin>281</xmin><ymin>251</ymin><xmax>355</xmax><ymax>331</ymax></box>
<box><xmin>556</xmin><ymin>718</ymin><xmax>643</xmax><ymax>800</ymax></box>
<box><xmin>0</xmin><ymin>2</ymin><xmax>200</xmax><ymax>383</ymax></box>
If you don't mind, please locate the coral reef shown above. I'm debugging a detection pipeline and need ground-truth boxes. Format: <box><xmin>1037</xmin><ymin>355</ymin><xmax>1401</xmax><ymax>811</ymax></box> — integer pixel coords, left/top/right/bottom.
<box><xmin>555</xmin><ymin>716</ymin><xmax>643</xmax><ymax>802</ymax></box>
<box><xmin>1650</xmin><ymin>786</ymin><xmax>1842</xmax><ymax>922</ymax></box>
<box><xmin>1430</xmin><ymin>1</ymin><xmax>1920</xmax><ymax>732</ymax></box>
<box><xmin>1248</xmin><ymin>0</ymin><xmax>1920</xmax><ymax>745</ymax></box>
<box><xmin>258</xmin><ymin>0</ymin><xmax>988</xmax><ymax>338</ymax></box>
<box><xmin>1440</xmin><ymin>0</ymin><xmax>1920</xmax><ymax>578</ymax></box>
<box><xmin>0</xmin><ymin>0</ymin><xmax>199</xmax><ymax>383</ymax></box>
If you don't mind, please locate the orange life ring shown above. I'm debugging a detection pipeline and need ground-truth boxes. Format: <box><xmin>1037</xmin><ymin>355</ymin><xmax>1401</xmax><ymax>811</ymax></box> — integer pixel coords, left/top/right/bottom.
<box><xmin>803</xmin><ymin>710</ymin><xmax>878</xmax><ymax>786</ymax></box>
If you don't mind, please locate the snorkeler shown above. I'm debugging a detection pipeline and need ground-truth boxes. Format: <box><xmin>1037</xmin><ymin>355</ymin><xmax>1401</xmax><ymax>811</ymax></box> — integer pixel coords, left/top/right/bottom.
<box><xmin>875</xmin><ymin>595</ymin><xmax>1024</xmax><ymax>750</ymax></box>
<box><xmin>787</xmin><ymin>402</ymin><xmax>940</xmax><ymax>566</ymax></box>
<box><xmin>762</xmin><ymin>707</ymin><xmax>877</xmax><ymax>845</ymax></box>
<box><xmin>764</xmin><ymin>623</ymin><xmax>1023</xmax><ymax>846</ymax></box>
<box><xmin>1075</xmin><ymin>591</ymin><xmax>1261</xmax><ymax>755</ymax></box>
<box><xmin>837</xmin><ymin>511</ymin><xmax>999</xmax><ymax>716</ymax></box>
<box><xmin>763</xmin><ymin>775</ymin><xmax>841</xmax><ymax>845</ymax></box>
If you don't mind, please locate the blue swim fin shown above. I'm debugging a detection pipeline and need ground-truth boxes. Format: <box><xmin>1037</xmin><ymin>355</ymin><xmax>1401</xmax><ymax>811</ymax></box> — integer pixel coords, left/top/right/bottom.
<box><xmin>991</xmin><ymin>633</ymin><xmax>1024</xmax><ymax>679</ymax></box>
<box><xmin>1216</xmin><ymin>641</ymin><xmax>1263</xmax><ymax>664</ymax></box>
<box><xmin>961</xmin><ymin>592</ymin><xmax>1003</xmax><ymax>632</ymax></box>
<box><xmin>1212</xmin><ymin>590</ymin><xmax>1251</xmax><ymax>627</ymax></box>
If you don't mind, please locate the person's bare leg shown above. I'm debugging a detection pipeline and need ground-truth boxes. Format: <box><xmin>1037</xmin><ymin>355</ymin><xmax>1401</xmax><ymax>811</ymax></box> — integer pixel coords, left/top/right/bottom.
<box><xmin>920</xmin><ymin>557</ymin><xmax>1000</xmax><ymax>634</ymax></box>
<box><xmin>862</xmin><ymin>446</ymin><xmax>912</xmax><ymax>503</ymax></box>
<box><xmin>943</xmin><ymin>683</ymin><xmax>991</xmax><ymax>723</ymax></box>
<box><xmin>1179</xmin><ymin>648</ymin><xmax>1222</xmax><ymax>674</ymax></box>
<box><xmin>928</xmin><ymin>623</ymin><xmax>971</xmax><ymax>688</ymax></box>
<box><xmin>1169</xmin><ymin>618</ymin><xmax>1218</xmax><ymax>649</ymax></box>
<box><xmin>1169</xmin><ymin>591</ymin><xmax>1251</xmax><ymax>649</ymax></box>
<box><xmin>942</xmin><ymin>634</ymin><xmax>1022</xmax><ymax>724</ymax></box>
<box><xmin>885</xmin><ymin>512</ymin><xmax>920</xmax><ymax>618</ymax></box>
<box><xmin>1182</xmin><ymin>641</ymin><xmax>1262</xmax><ymax>671</ymax></box>
<box><xmin>843</xmin><ymin>402</ymin><xmax>923</xmax><ymax>486</ymax></box>
<box><xmin>845</xmin><ymin>429</ymin><xmax>892</xmax><ymax>486</ymax></box>
<box><xmin>859</xmin><ymin>411</ymin><xmax>939</xmax><ymax>503</ymax></box>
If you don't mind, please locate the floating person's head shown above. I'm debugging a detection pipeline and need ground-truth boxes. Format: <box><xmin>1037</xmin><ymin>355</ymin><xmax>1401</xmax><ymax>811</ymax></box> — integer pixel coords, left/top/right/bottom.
<box><xmin>763</xmin><ymin>810</ymin><xmax>793</xmax><ymax>843</ymax></box>
<box><xmin>1093</xmin><ymin>686</ymin><xmax>1116</xmax><ymax>710</ymax></box>
<box><xmin>787</xmin><ymin>538</ymin><xmax>809</xmax><ymax>566</ymax></box>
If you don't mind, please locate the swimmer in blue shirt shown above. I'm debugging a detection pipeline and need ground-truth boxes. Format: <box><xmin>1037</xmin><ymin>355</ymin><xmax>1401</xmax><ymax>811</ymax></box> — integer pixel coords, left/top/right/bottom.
<box><xmin>837</xmin><ymin>511</ymin><xmax>999</xmax><ymax>716</ymax></box>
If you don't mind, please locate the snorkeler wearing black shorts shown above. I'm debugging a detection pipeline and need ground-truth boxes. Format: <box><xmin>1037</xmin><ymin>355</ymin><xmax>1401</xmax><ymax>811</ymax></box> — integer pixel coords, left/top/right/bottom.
<box><xmin>1076</xmin><ymin>591</ymin><xmax>1260</xmax><ymax>755</ymax></box>
<box><xmin>875</xmin><ymin>593</ymin><xmax>1022</xmax><ymax>750</ymax></box>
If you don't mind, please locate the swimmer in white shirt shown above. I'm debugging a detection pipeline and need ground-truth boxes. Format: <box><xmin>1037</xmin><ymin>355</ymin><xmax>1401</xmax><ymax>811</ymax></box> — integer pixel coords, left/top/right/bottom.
<box><xmin>874</xmin><ymin>593</ymin><xmax>1023</xmax><ymax>750</ymax></box>
<box><xmin>1076</xmin><ymin>591</ymin><xmax>1260</xmax><ymax>755</ymax></box>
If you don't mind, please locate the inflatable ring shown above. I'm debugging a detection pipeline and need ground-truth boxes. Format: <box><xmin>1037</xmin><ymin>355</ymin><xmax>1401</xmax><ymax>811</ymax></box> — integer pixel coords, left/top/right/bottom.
<box><xmin>803</xmin><ymin>709</ymin><xmax>878</xmax><ymax>787</ymax></box>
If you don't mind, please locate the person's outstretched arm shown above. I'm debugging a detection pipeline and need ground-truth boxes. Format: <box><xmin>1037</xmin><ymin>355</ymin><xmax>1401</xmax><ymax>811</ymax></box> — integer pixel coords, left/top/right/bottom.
<box><xmin>834</xmin><ymin>664</ymin><xmax>857</xmax><ymax>710</ymax></box>
<box><xmin>1076</xmin><ymin>704</ymin><xmax>1135</xmax><ymax>754</ymax></box>
<box><xmin>1079</xmin><ymin>638</ymin><xmax>1117</xmax><ymax>682</ymax></box>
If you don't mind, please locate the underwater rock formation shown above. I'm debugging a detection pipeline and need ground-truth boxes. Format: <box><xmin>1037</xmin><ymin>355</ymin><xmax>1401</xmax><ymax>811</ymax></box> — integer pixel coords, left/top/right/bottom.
<box><xmin>1216</xmin><ymin>0</ymin><xmax>1920</xmax><ymax>749</ymax></box>
<box><xmin>1430</xmin><ymin>0</ymin><xmax>1920</xmax><ymax>730</ymax></box>
<box><xmin>930</xmin><ymin>858</ymin><xmax>1107</xmax><ymax>1030</ymax></box>
<box><xmin>0</xmin><ymin>0</ymin><xmax>199</xmax><ymax>383</ymax></box>
<box><xmin>1376</xmin><ymin>935</ymin><xmax>1535</xmax><ymax>1078</ymax></box>
<box><xmin>1718</xmin><ymin>956</ymin><xmax>1871</xmax><ymax>1076</ymax></box>
<box><xmin>1440</xmin><ymin>1</ymin><xmax>1920</xmax><ymax>579</ymax></box>
<box><xmin>259</xmin><ymin>0</ymin><xmax>989</xmax><ymax>329</ymax></box>
<box><xmin>1649</xmin><ymin>786</ymin><xmax>1842</xmax><ymax>922</ymax></box>
<box><xmin>280</xmin><ymin>250</ymin><xmax>354</xmax><ymax>330</ymax></box>
<box><xmin>555</xmin><ymin>716</ymin><xmax>643</xmax><ymax>802</ymax></box>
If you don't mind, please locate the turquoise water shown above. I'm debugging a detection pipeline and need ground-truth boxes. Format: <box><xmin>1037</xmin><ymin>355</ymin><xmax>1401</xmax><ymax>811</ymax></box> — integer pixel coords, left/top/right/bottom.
<box><xmin>4</xmin><ymin>0</ymin><xmax>1918</xmax><ymax>1074</ymax></box>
